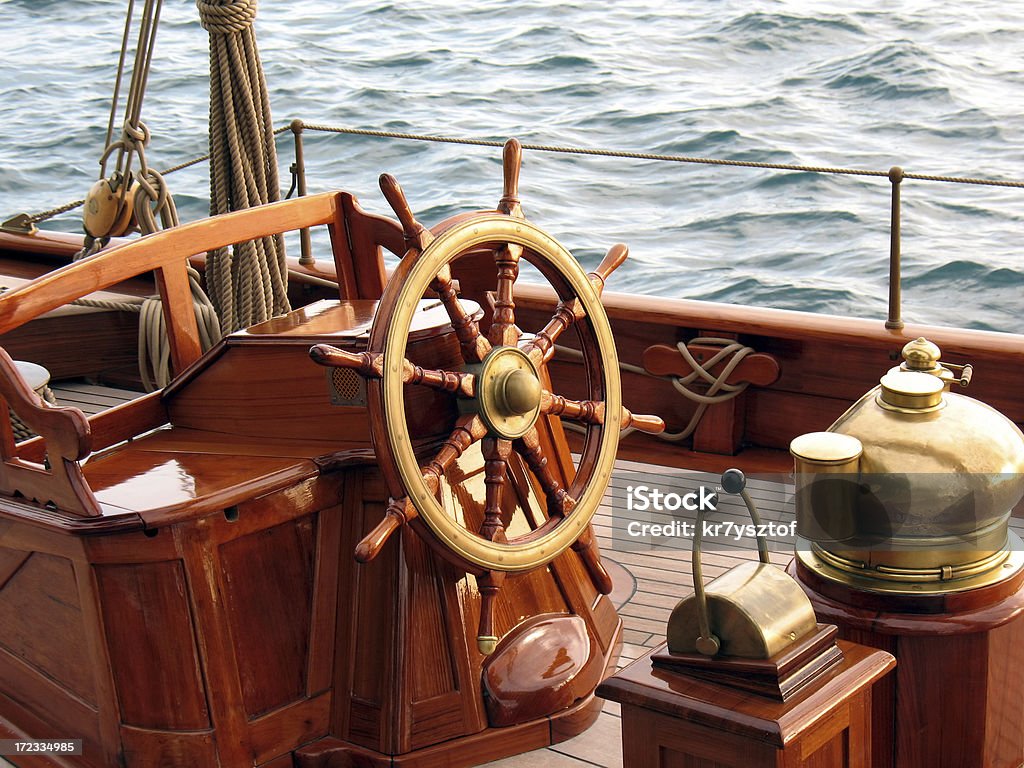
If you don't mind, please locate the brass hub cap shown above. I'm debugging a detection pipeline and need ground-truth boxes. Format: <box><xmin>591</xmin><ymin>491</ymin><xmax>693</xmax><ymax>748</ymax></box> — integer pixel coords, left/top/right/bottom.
<box><xmin>476</xmin><ymin>347</ymin><xmax>542</xmax><ymax>438</ymax></box>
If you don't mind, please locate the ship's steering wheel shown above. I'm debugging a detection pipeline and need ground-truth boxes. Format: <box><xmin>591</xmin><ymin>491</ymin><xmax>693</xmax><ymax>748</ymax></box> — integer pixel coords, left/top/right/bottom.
<box><xmin>311</xmin><ymin>140</ymin><xmax>663</xmax><ymax>653</ymax></box>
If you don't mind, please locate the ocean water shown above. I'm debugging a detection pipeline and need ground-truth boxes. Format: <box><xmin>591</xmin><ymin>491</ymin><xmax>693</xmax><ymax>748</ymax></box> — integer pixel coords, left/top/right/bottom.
<box><xmin>0</xmin><ymin>1</ymin><xmax>1022</xmax><ymax>332</ymax></box>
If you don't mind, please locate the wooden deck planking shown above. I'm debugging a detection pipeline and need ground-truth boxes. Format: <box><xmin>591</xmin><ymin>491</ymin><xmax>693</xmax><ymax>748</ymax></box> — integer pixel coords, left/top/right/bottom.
<box><xmin>50</xmin><ymin>380</ymin><xmax>144</xmax><ymax>416</ymax></box>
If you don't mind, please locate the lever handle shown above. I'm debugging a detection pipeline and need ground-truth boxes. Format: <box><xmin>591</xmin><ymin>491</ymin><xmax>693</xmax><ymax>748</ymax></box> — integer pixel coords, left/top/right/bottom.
<box><xmin>690</xmin><ymin>468</ymin><xmax>771</xmax><ymax>657</ymax></box>
<box><xmin>721</xmin><ymin>468</ymin><xmax>770</xmax><ymax>564</ymax></box>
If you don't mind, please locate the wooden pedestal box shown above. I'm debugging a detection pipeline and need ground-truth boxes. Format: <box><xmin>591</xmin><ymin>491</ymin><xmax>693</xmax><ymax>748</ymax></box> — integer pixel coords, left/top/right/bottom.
<box><xmin>598</xmin><ymin>641</ymin><xmax>894</xmax><ymax>768</ymax></box>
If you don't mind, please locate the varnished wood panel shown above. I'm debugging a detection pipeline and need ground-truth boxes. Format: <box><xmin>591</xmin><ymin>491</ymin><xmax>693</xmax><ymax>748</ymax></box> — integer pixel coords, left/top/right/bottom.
<box><xmin>792</xmin><ymin>559</ymin><xmax>1024</xmax><ymax>768</ymax></box>
<box><xmin>0</xmin><ymin>684</ymin><xmax>104</xmax><ymax>767</ymax></box>
<box><xmin>894</xmin><ymin>634</ymin><xmax>988</xmax><ymax>767</ymax></box>
<box><xmin>404</xmin><ymin>530</ymin><xmax>457</xmax><ymax>701</ymax></box>
<box><xmin>219</xmin><ymin>516</ymin><xmax>316</xmax><ymax>718</ymax></box>
<box><xmin>800</xmin><ymin>733</ymin><xmax>846</xmax><ymax>768</ymax></box>
<box><xmin>95</xmin><ymin>560</ymin><xmax>209</xmax><ymax>729</ymax></box>
<box><xmin>308</xmin><ymin>504</ymin><xmax>344</xmax><ymax>697</ymax></box>
<box><xmin>166</xmin><ymin>344</ymin><xmax>457</xmax><ymax>445</ymax></box>
<box><xmin>985</xmin><ymin>618</ymin><xmax>1024</xmax><ymax>766</ymax></box>
<box><xmin>347</xmin><ymin>497</ymin><xmax>395</xmax><ymax>750</ymax></box>
<box><xmin>178</xmin><ymin>522</ymin><xmax>253</xmax><ymax>767</ymax></box>
<box><xmin>0</xmin><ymin>547</ymin><xmax>30</xmax><ymax>590</ymax></box>
<box><xmin>248</xmin><ymin>693</ymin><xmax>331</xmax><ymax>766</ymax></box>
<box><xmin>0</xmin><ymin>312</ymin><xmax>140</xmax><ymax>383</ymax></box>
<box><xmin>119</xmin><ymin>724</ymin><xmax>217</xmax><ymax>768</ymax></box>
<box><xmin>743</xmin><ymin>389</ymin><xmax>854</xmax><ymax>450</ymax></box>
<box><xmin>408</xmin><ymin>695</ymin><xmax>470</xmax><ymax>751</ymax></box>
<box><xmin>0</xmin><ymin>552</ymin><xmax>94</xmax><ymax>704</ymax></box>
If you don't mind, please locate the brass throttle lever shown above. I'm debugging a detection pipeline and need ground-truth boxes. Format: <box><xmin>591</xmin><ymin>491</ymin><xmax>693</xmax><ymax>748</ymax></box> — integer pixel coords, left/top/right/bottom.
<box><xmin>691</xmin><ymin>469</ymin><xmax>771</xmax><ymax>656</ymax></box>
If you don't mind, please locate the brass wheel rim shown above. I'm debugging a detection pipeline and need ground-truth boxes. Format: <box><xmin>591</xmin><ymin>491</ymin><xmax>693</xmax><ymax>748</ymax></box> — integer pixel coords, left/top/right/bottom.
<box><xmin>382</xmin><ymin>215</ymin><xmax>621</xmax><ymax>572</ymax></box>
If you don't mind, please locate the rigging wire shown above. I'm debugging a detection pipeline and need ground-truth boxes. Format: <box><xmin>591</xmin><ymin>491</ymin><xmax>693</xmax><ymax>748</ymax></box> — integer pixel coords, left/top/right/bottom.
<box><xmin>10</xmin><ymin>123</ymin><xmax>1023</xmax><ymax>232</ymax></box>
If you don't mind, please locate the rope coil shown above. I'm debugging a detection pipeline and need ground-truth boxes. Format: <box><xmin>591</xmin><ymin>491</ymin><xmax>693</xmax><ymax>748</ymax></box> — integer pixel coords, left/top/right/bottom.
<box><xmin>197</xmin><ymin>0</ymin><xmax>257</xmax><ymax>34</ymax></box>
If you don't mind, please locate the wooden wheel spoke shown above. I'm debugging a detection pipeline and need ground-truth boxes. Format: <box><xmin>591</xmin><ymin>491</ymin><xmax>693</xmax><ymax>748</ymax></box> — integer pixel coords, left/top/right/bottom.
<box><xmin>403</xmin><ymin>361</ymin><xmax>476</xmax><ymax>398</ymax></box>
<box><xmin>480</xmin><ymin>437</ymin><xmax>512</xmax><ymax>541</ymax></box>
<box><xmin>512</xmin><ymin>427</ymin><xmax>576</xmax><ymax>518</ymax></box>
<box><xmin>380</xmin><ymin>172</ymin><xmax>489</xmax><ymax>362</ymax></box>
<box><xmin>310</xmin><ymin>345</ymin><xmax>475</xmax><ymax>398</ymax></box>
<box><xmin>587</xmin><ymin>243</ymin><xmax>629</xmax><ymax>297</ymax></box>
<box><xmin>523</xmin><ymin>243</ymin><xmax>629</xmax><ymax>366</ymax></box>
<box><xmin>541</xmin><ymin>391</ymin><xmax>665</xmax><ymax>435</ymax></box>
<box><xmin>380</xmin><ymin>173</ymin><xmax>433</xmax><ymax>251</ymax></box>
<box><xmin>476</xmin><ymin>570</ymin><xmax>506</xmax><ymax>656</ymax></box>
<box><xmin>309</xmin><ymin>345</ymin><xmax>384</xmax><ymax>377</ymax></box>
<box><xmin>355</xmin><ymin>496</ymin><xmax>415</xmax><ymax>563</ymax></box>
<box><xmin>421</xmin><ymin>414</ymin><xmax>488</xmax><ymax>496</ymax></box>
<box><xmin>432</xmin><ymin>263</ymin><xmax>491</xmax><ymax>363</ymax></box>
<box><xmin>497</xmin><ymin>138</ymin><xmax>524</xmax><ymax>218</ymax></box>
<box><xmin>572</xmin><ymin>525</ymin><xmax>614</xmax><ymax>595</ymax></box>
<box><xmin>525</xmin><ymin>299</ymin><xmax>581</xmax><ymax>366</ymax></box>
<box><xmin>488</xmin><ymin>243</ymin><xmax>523</xmax><ymax>347</ymax></box>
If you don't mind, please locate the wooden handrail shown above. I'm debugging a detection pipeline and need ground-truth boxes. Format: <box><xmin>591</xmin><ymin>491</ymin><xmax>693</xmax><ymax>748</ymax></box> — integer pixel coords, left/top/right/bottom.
<box><xmin>0</xmin><ymin>191</ymin><xmax>347</xmax><ymax>371</ymax></box>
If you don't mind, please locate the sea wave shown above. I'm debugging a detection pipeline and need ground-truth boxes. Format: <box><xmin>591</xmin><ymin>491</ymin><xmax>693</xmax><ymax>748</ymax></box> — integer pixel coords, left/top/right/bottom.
<box><xmin>0</xmin><ymin>0</ymin><xmax>1020</xmax><ymax>331</ymax></box>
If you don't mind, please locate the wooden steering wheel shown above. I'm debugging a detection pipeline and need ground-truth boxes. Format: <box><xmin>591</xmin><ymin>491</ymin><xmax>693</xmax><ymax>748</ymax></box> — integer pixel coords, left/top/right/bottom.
<box><xmin>311</xmin><ymin>139</ymin><xmax>663</xmax><ymax>652</ymax></box>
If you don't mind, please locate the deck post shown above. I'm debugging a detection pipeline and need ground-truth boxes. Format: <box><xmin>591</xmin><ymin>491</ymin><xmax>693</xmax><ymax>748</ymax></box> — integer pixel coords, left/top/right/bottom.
<box><xmin>291</xmin><ymin>119</ymin><xmax>315</xmax><ymax>267</ymax></box>
<box><xmin>886</xmin><ymin>166</ymin><xmax>904</xmax><ymax>330</ymax></box>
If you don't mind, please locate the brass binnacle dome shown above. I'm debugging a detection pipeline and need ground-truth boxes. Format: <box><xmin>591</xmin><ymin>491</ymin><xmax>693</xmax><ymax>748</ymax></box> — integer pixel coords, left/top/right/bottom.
<box><xmin>793</xmin><ymin>341</ymin><xmax>1024</xmax><ymax>594</ymax></box>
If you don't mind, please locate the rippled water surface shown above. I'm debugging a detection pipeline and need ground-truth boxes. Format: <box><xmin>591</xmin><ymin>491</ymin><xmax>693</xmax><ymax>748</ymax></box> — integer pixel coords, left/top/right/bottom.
<box><xmin>1</xmin><ymin>1</ymin><xmax>1022</xmax><ymax>330</ymax></box>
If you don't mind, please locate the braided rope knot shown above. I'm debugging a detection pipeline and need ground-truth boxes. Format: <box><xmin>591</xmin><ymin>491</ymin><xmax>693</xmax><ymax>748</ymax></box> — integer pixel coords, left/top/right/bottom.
<box><xmin>121</xmin><ymin>119</ymin><xmax>150</xmax><ymax>146</ymax></box>
<box><xmin>196</xmin><ymin>0</ymin><xmax>257</xmax><ymax>34</ymax></box>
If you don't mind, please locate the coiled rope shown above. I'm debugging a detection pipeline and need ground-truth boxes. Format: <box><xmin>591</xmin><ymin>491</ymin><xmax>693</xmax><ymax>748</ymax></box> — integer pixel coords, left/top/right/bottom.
<box><xmin>198</xmin><ymin>0</ymin><xmax>290</xmax><ymax>335</ymax></box>
<box><xmin>557</xmin><ymin>338</ymin><xmax>754</xmax><ymax>442</ymax></box>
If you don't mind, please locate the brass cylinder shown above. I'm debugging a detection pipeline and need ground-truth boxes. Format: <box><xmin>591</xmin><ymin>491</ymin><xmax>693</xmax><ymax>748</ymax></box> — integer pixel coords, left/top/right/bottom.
<box><xmin>790</xmin><ymin>432</ymin><xmax>863</xmax><ymax>544</ymax></box>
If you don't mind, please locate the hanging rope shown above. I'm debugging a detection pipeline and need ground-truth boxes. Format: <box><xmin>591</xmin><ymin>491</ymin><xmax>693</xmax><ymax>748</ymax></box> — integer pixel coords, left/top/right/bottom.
<box><xmin>197</xmin><ymin>0</ymin><xmax>289</xmax><ymax>335</ymax></box>
<box><xmin>556</xmin><ymin>338</ymin><xmax>755</xmax><ymax>441</ymax></box>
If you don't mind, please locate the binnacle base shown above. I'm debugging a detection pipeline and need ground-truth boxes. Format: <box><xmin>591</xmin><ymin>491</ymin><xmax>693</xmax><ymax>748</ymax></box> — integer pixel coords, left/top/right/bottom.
<box><xmin>293</xmin><ymin>632</ymin><xmax>621</xmax><ymax>768</ymax></box>
<box><xmin>789</xmin><ymin>556</ymin><xmax>1024</xmax><ymax>768</ymax></box>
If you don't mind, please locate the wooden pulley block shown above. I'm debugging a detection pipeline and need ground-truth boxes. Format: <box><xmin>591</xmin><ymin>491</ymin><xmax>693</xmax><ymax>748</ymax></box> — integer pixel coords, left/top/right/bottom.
<box><xmin>642</xmin><ymin>342</ymin><xmax>780</xmax><ymax>386</ymax></box>
<box><xmin>666</xmin><ymin>469</ymin><xmax>816</xmax><ymax>659</ymax></box>
<box><xmin>83</xmin><ymin>175</ymin><xmax>136</xmax><ymax>239</ymax></box>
